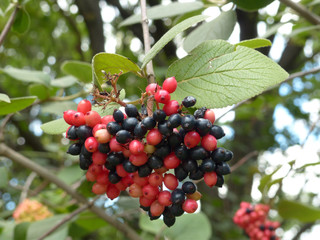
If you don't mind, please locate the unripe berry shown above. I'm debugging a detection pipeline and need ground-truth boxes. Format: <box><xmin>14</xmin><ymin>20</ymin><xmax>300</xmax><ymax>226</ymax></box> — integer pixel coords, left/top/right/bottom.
<box><xmin>88</xmin><ymin>164</ymin><xmax>103</xmax><ymax>175</ymax></box>
<box><xmin>129</xmin><ymin>140</ymin><xmax>144</xmax><ymax>155</ymax></box>
<box><xmin>92</xmin><ymin>151</ymin><xmax>107</xmax><ymax>165</ymax></box>
<box><xmin>184</xmin><ymin>131</ymin><xmax>201</xmax><ymax>148</ymax></box>
<box><xmin>158</xmin><ymin>190</ymin><xmax>172</xmax><ymax>206</ymax></box>
<box><xmin>186</xmin><ymin>191</ymin><xmax>202</xmax><ymax>201</ymax></box>
<box><xmin>101</xmin><ymin>115</ymin><xmax>114</xmax><ymax>125</ymax></box>
<box><xmin>85</xmin><ymin>111</ymin><xmax>101</xmax><ymax>127</ymax></box>
<box><xmin>77</xmin><ymin>99</ymin><xmax>92</xmax><ymax>114</ymax></box>
<box><xmin>146</xmin><ymin>83</ymin><xmax>161</xmax><ymax>95</ymax></box>
<box><xmin>154</xmin><ymin>89</ymin><xmax>171</xmax><ymax>104</ymax></box>
<box><xmin>116</xmin><ymin>164</ymin><xmax>128</xmax><ymax>177</ymax></box>
<box><xmin>204</xmin><ymin>171</ymin><xmax>218</xmax><ymax>187</ymax></box>
<box><xmin>163</xmin><ymin>153</ymin><xmax>181</xmax><ymax>169</ymax></box>
<box><xmin>73</xmin><ymin>112</ymin><xmax>86</xmax><ymax>126</ymax></box>
<box><xmin>146</xmin><ymin>129</ymin><xmax>162</xmax><ymax>146</ymax></box>
<box><xmin>142</xmin><ymin>184</ymin><xmax>159</xmax><ymax>200</ymax></box>
<box><xmin>63</xmin><ymin>110</ymin><xmax>76</xmax><ymax>125</ymax></box>
<box><xmin>150</xmin><ymin>200</ymin><xmax>165</xmax><ymax>217</ymax></box>
<box><xmin>162</xmin><ymin>76</ymin><xmax>177</xmax><ymax>93</ymax></box>
<box><xmin>144</xmin><ymin>144</ymin><xmax>156</xmax><ymax>154</ymax></box>
<box><xmin>163</xmin><ymin>173</ymin><xmax>178</xmax><ymax>190</ymax></box>
<box><xmin>92</xmin><ymin>183</ymin><xmax>107</xmax><ymax>195</ymax></box>
<box><xmin>204</xmin><ymin>109</ymin><xmax>215</xmax><ymax>124</ymax></box>
<box><xmin>86</xmin><ymin>171</ymin><xmax>96</xmax><ymax>182</ymax></box>
<box><xmin>109</xmin><ymin>137</ymin><xmax>124</xmax><ymax>152</ymax></box>
<box><xmin>201</xmin><ymin>134</ymin><xmax>217</xmax><ymax>151</ymax></box>
<box><xmin>182</xmin><ymin>199</ymin><xmax>198</xmax><ymax>213</ymax></box>
<box><xmin>139</xmin><ymin>196</ymin><xmax>154</xmax><ymax>207</ymax></box>
<box><xmin>94</xmin><ymin>129</ymin><xmax>112</xmax><ymax>143</ymax></box>
<box><xmin>106</xmin><ymin>184</ymin><xmax>120</xmax><ymax>200</ymax></box>
<box><xmin>85</xmin><ymin>137</ymin><xmax>99</xmax><ymax>152</ymax></box>
<box><xmin>129</xmin><ymin>183</ymin><xmax>143</xmax><ymax>198</ymax></box>
<box><xmin>129</xmin><ymin>152</ymin><xmax>148</xmax><ymax>166</ymax></box>
<box><xmin>148</xmin><ymin>172</ymin><xmax>163</xmax><ymax>187</ymax></box>
<box><xmin>133</xmin><ymin>173</ymin><xmax>149</xmax><ymax>186</ymax></box>
<box><xmin>163</xmin><ymin>100</ymin><xmax>180</xmax><ymax>116</ymax></box>
<box><xmin>96</xmin><ymin>172</ymin><xmax>110</xmax><ymax>185</ymax></box>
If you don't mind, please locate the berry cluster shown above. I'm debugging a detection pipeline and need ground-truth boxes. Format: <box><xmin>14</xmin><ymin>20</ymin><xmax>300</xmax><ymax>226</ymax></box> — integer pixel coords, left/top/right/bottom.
<box><xmin>63</xmin><ymin>76</ymin><xmax>233</xmax><ymax>227</ymax></box>
<box><xmin>233</xmin><ymin>202</ymin><xmax>280</xmax><ymax>240</ymax></box>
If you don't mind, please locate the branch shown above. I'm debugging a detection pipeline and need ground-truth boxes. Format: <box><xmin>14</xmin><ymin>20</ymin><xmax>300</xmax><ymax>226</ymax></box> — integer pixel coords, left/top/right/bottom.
<box><xmin>0</xmin><ymin>143</ymin><xmax>141</xmax><ymax>240</ymax></box>
<box><xmin>292</xmin><ymin>222</ymin><xmax>314</xmax><ymax>240</ymax></box>
<box><xmin>19</xmin><ymin>172</ymin><xmax>37</xmax><ymax>203</ymax></box>
<box><xmin>230</xmin><ymin>151</ymin><xmax>259</xmax><ymax>172</ymax></box>
<box><xmin>0</xmin><ymin>5</ymin><xmax>19</xmax><ymax>47</ymax></box>
<box><xmin>279</xmin><ymin>0</ymin><xmax>320</xmax><ymax>25</ymax></box>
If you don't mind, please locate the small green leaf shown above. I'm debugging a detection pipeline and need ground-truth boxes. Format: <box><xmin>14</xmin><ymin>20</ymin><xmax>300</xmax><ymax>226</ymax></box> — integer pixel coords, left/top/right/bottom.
<box><xmin>119</xmin><ymin>2</ymin><xmax>204</xmax><ymax>27</ymax></box>
<box><xmin>164</xmin><ymin>212</ymin><xmax>211</xmax><ymax>240</ymax></box>
<box><xmin>230</xmin><ymin>0</ymin><xmax>274</xmax><ymax>11</ymax></box>
<box><xmin>12</xmin><ymin>8</ymin><xmax>30</xmax><ymax>34</ymax></box>
<box><xmin>50</xmin><ymin>76</ymin><xmax>78</xmax><ymax>88</ymax></box>
<box><xmin>0</xmin><ymin>167</ymin><xmax>8</xmax><ymax>188</ymax></box>
<box><xmin>75</xmin><ymin>211</ymin><xmax>106</xmax><ymax>231</ymax></box>
<box><xmin>61</xmin><ymin>61</ymin><xmax>92</xmax><ymax>84</ymax></box>
<box><xmin>278</xmin><ymin>200</ymin><xmax>320</xmax><ymax>222</ymax></box>
<box><xmin>183</xmin><ymin>11</ymin><xmax>236</xmax><ymax>52</ymax></box>
<box><xmin>28</xmin><ymin>84</ymin><xmax>49</xmax><ymax>100</ymax></box>
<box><xmin>0</xmin><ymin>96</ymin><xmax>37</xmax><ymax>115</ymax></box>
<box><xmin>77</xmin><ymin>181</ymin><xmax>95</xmax><ymax>198</ymax></box>
<box><xmin>14</xmin><ymin>222</ymin><xmax>30</xmax><ymax>240</ymax></box>
<box><xmin>258</xmin><ymin>165</ymin><xmax>282</xmax><ymax>194</ymax></box>
<box><xmin>41</xmin><ymin>101</ymin><xmax>77</xmax><ymax>116</ymax></box>
<box><xmin>57</xmin><ymin>165</ymin><xmax>83</xmax><ymax>184</ymax></box>
<box><xmin>0</xmin><ymin>93</ymin><xmax>10</xmax><ymax>103</ymax></box>
<box><xmin>92</xmin><ymin>53</ymin><xmax>142</xmax><ymax>86</ymax></box>
<box><xmin>40</xmin><ymin>118</ymin><xmax>69</xmax><ymax>135</ymax></box>
<box><xmin>167</xmin><ymin>40</ymin><xmax>289</xmax><ymax>108</ymax></box>
<box><xmin>235</xmin><ymin>38</ymin><xmax>272</xmax><ymax>49</ymax></box>
<box><xmin>0</xmin><ymin>221</ymin><xmax>15</xmax><ymax>240</ymax></box>
<box><xmin>142</xmin><ymin>15</ymin><xmax>208</xmax><ymax>69</ymax></box>
<box><xmin>1</xmin><ymin>67</ymin><xmax>51</xmax><ymax>86</ymax></box>
<box><xmin>139</xmin><ymin>214</ymin><xmax>163</xmax><ymax>235</ymax></box>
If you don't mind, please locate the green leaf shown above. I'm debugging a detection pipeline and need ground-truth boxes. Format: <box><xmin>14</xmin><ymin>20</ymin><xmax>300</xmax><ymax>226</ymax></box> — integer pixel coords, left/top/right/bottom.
<box><xmin>289</xmin><ymin>25</ymin><xmax>320</xmax><ymax>37</ymax></box>
<box><xmin>41</xmin><ymin>101</ymin><xmax>77</xmax><ymax>116</ymax></box>
<box><xmin>119</xmin><ymin>2</ymin><xmax>204</xmax><ymax>27</ymax></box>
<box><xmin>40</xmin><ymin>118</ymin><xmax>69</xmax><ymax>135</ymax></box>
<box><xmin>0</xmin><ymin>0</ymin><xmax>10</xmax><ymax>12</ymax></box>
<box><xmin>57</xmin><ymin>165</ymin><xmax>84</xmax><ymax>184</ymax></box>
<box><xmin>139</xmin><ymin>214</ymin><xmax>163</xmax><ymax>235</ymax></box>
<box><xmin>28</xmin><ymin>84</ymin><xmax>50</xmax><ymax>100</ymax></box>
<box><xmin>258</xmin><ymin>165</ymin><xmax>282</xmax><ymax>194</ymax></box>
<box><xmin>0</xmin><ymin>96</ymin><xmax>37</xmax><ymax>115</ymax></box>
<box><xmin>0</xmin><ymin>93</ymin><xmax>10</xmax><ymax>103</ymax></box>
<box><xmin>235</xmin><ymin>38</ymin><xmax>272</xmax><ymax>49</ymax></box>
<box><xmin>50</xmin><ymin>76</ymin><xmax>78</xmax><ymax>88</ymax></box>
<box><xmin>230</xmin><ymin>0</ymin><xmax>274</xmax><ymax>11</ymax></box>
<box><xmin>1</xmin><ymin>67</ymin><xmax>51</xmax><ymax>86</ymax></box>
<box><xmin>61</xmin><ymin>61</ymin><xmax>92</xmax><ymax>84</ymax></box>
<box><xmin>142</xmin><ymin>15</ymin><xmax>208</xmax><ymax>69</ymax></box>
<box><xmin>92</xmin><ymin>53</ymin><xmax>142</xmax><ymax>86</ymax></box>
<box><xmin>183</xmin><ymin>11</ymin><xmax>236</xmax><ymax>52</ymax></box>
<box><xmin>167</xmin><ymin>40</ymin><xmax>289</xmax><ymax>108</ymax></box>
<box><xmin>14</xmin><ymin>222</ymin><xmax>30</xmax><ymax>240</ymax></box>
<box><xmin>0</xmin><ymin>221</ymin><xmax>15</xmax><ymax>240</ymax></box>
<box><xmin>164</xmin><ymin>213</ymin><xmax>211</xmax><ymax>240</ymax></box>
<box><xmin>77</xmin><ymin>181</ymin><xmax>95</xmax><ymax>198</ymax></box>
<box><xmin>75</xmin><ymin>211</ymin><xmax>107</xmax><ymax>231</ymax></box>
<box><xmin>0</xmin><ymin>167</ymin><xmax>8</xmax><ymax>188</ymax></box>
<box><xmin>26</xmin><ymin>215</ymin><xmax>69</xmax><ymax>240</ymax></box>
<box><xmin>278</xmin><ymin>200</ymin><xmax>320</xmax><ymax>222</ymax></box>
<box><xmin>12</xmin><ymin>8</ymin><xmax>30</xmax><ymax>34</ymax></box>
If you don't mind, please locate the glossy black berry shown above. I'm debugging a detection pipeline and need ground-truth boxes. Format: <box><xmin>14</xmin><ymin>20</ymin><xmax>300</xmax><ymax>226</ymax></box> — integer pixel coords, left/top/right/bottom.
<box><xmin>98</xmin><ymin>143</ymin><xmax>110</xmax><ymax>154</ymax></box>
<box><xmin>211</xmin><ymin>147</ymin><xmax>227</xmax><ymax>163</ymax></box>
<box><xmin>224</xmin><ymin>150</ymin><xmax>233</xmax><ymax>162</ymax></box>
<box><xmin>67</xmin><ymin>143</ymin><xmax>82</xmax><ymax>155</ymax></box>
<box><xmin>148</xmin><ymin>211</ymin><xmax>160</xmax><ymax>220</ymax></box>
<box><xmin>158</xmin><ymin>122</ymin><xmax>173</xmax><ymax>137</ymax></box>
<box><xmin>104</xmin><ymin>161</ymin><xmax>116</xmax><ymax>171</ymax></box>
<box><xmin>216</xmin><ymin>174</ymin><xmax>224</xmax><ymax>187</ymax></box>
<box><xmin>196</xmin><ymin>118</ymin><xmax>212</xmax><ymax>136</ymax></box>
<box><xmin>76</xmin><ymin>125</ymin><xmax>92</xmax><ymax>140</ymax></box>
<box><xmin>167</xmin><ymin>114</ymin><xmax>181</xmax><ymax>129</ymax></box>
<box><xmin>182</xmin><ymin>159</ymin><xmax>198</xmax><ymax>173</ymax></box>
<box><xmin>179</xmin><ymin>128</ymin><xmax>186</xmax><ymax>138</ymax></box>
<box><xmin>140</xmin><ymin>205</ymin><xmax>150</xmax><ymax>211</ymax></box>
<box><xmin>190</xmin><ymin>146</ymin><xmax>208</xmax><ymax>160</ymax></box>
<box><xmin>168</xmin><ymin>132</ymin><xmax>182</xmax><ymax>149</ymax></box>
<box><xmin>199</xmin><ymin>158</ymin><xmax>216</xmax><ymax>172</ymax></box>
<box><xmin>108</xmin><ymin>171</ymin><xmax>121</xmax><ymax>184</ymax></box>
<box><xmin>138</xmin><ymin>164</ymin><xmax>152</xmax><ymax>177</ymax></box>
<box><xmin>153</xmin><ymin>109</ymin><xmax>166</xmax><ymax>123</ymax></box>
<box><xmin>189</xmin><ymin>168</ymin><xmax>204</xmax><ymax>180</ymax></box>
<box><xmin>175</xmin><ymin>145</ymin><xmax>188</xmax><ymax>161</ymax></box>
<box><xmin>133</xmin><ymin>123</ymin><xmax>147</xmax><ymax>138</ymax></box>
<box><xmin>171</xmin><ymin>189</ymin><xmax>185</xmax><ymax>204</ymax></box>
<box><xmin>141</xmin><ymin>117</ymin><xmax>156</xmax><ymax>130</ymax></box>
<box><xmin>194</xmin><ymin>107</ymin><xmax>207</xmax><ymax>119</ymax></box>
<box><xmin>107</xmin><ymin>152</ymin><xmax>124</xmax><ymax>166</ymax></box>
<box><xmin>81</xmin><ymin>145</ymin><xmax>92</xmax><ymax>158</ymax></box>
<box><xmin>79</xmin><ymin>154</ymin><xmax>92</xmax><ymax>170</ymax></box>
<box><xmin>125</xmin><ymin>104</ymin><xmax>139</xmax><ymax>118</ymax></box>
<box><xmin>107</xmin><ymin>122</ymin><xmax>122</xmax><ymax>135</ymax></box>
<box><xmin>182</xmin><ymin>96</ymin><xmax>196</xmax><ymax>108</ymax></box>
<box><xmin>123</xmin><ymin>159</ymin><xmax>138</xmax><ymax>173</ymax></box>
<box><xmin>170</xmin><ymin>203</ymin><xmax>184</xmax><ymax>216</ymax></box>
<box><xmin>174</xmin><ymin>165</ymin><xmax>188</xmax><ymax>181</ymax></box>
<box><xmin>163</xmin><ymin>209</ymin><xmax>176</xmax><ymax>227</ymax></box>
<box><xmin>148</xmin><ymin>155</ymin><xmax>163</xmax><ymax>169</ymax></box>
<box><xmin>122</xmin><ymin>117</ymin><xmax>139</xmax><ymax>132</ymax></box>
<box><xmin>113</xmin><ymin>109</ymin><xmax>124</xmax><ymax>123</ymax></box>
<box><xmin>181</xmin><ymin>115</ymin><xmax>196</xmax><ymax>131</ymax></box>
<box><xmin>182</xmin><ymin>181</ymin><xmax>196</xmax><ymax>194</ymax></box>
<box><xmin>210</xmin><ymin>125</ymin><xmax>225</xmax><ymax>139</ymax></box>
<box><xmin>116</xmin><ymin>130</ymin><xmax>132</xmax><ymax>144</ymax></box>
<box><xmin>140</xmin><ymin>104</ymin><xmax>148</xmax><ymax>117</ymax></box>
<box><xmin>67</xmin><ymin>126</ymin><xmax>78</xmax><ymax>140</ymax></box>
<box><xmin>153</xmin><ymin>144</ymin><xmax>170</xmax><ymax>158</ymax></box>
<box><xmin>215</xmin><ymin>162</ymin><xmax>231</xmax><ymax>175</ymax></box>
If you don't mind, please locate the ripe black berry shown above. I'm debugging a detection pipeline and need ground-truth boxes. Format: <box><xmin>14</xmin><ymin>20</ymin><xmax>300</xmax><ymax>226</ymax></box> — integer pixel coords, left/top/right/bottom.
<box><xmin>153</xmin><ymin>145</ymin><xmax>170</xmax><ymax>158</ymax></box>
<box><xmin>182</xmin><ymin>159</ymin><xmax>198</xmax><ymax>173</ymax></box>
<box><xmin>67</xmin><ymin>143</ymin><xmax>82</xmax><ymax>155</ymax></box>
<box><xmin>148</xmin><ymin>155</ymin><xmax>163</xmax><ymax>169</ymax></box>
<box><xmin>123</xmin><ymin>159</ymin><xmax>138</xmax><ymax>173</ymax></box>
<box><xmin>79</xmin><ymin>154</ymin><xmax>92</xmax><ymax>170</ymax></box>
<box><xmin>216</xmin><ymin>174</ymin><xmax>224</xmax><ymax>187</ymax></box>
<box><xmin>190</xmin><ymin>146</ymin><xmax>208</xmax><ymax>160</ymax></box>
<box><xmin>174</xmin><ymin>145</ymin><xmax>188</xmax><ymax>161</ymax></box>
<box><xmin>113</xmin><ymin>109</ymin><xmax>124</xmax><ymax>123</ymax></box>
<box><xmin>141</xmin><ymin>117</ymin><xmax>156</xmax><ymax>130</ymax></box>
<box><xmin>196</xmin><ymin>118</ymin><xmax>212</xmax><ymax>136</ymax></box>
<box><xmin>182</xmin><ymin>96</ymin><xmax>196</xmax><ymax>108</ymax></box>
<box><xmin>167</xmin><ymin>114</ymin><xmax>182</xmax><ymax>128</ymax></box>
<box><xmin>168</xmin><ymin>132</ymin><xmax>182</xmax><ymax>149</ymax></box>
<box><xmin>133</xmin><ymin>123</ymin><xmax>147</xmax><ymax>138</ymax></box>
<box><xmin>170</xmin><ymin>203</ymin><xmax>184</xmax><ymax>216</ymax></box>
<box><xmin>224</xmin><ymin>150</ymin><xmax>233</xmax><ymax>162</ymax></box>
<box><xmin>108</xmin><ymin>171</ymin><xmax>121</xmax><ymax>184</ymax></box>
<box><xmin>76</xmin><ymin>125</ymin><xmax>92</xmax><ymax>139</ymax></box>
<box><xmin>210</xmin><ymin>125</ymin><xmax>225</xmax><ymax>139</ymax></box>
<box><xmin>181</xmin><ymin>115</ymin><xmax>196</xmax><ymax>131</ymax></box>
<box><xmin>116</xmin><ymin>130</ymin><xmax>132</xmax><ymax>144</ymax></box>
<box><xmin>107</xmin><ymin>152</ymin><xmax>124</xmax><ymax>166</ymax></box>
<box><xmin>67</xmin><ymin>126</ymin><xmax>78</xmax><ymax>140</ymax></box>
<box><xmin>215</xmin><ymin>162</ymin><xmax>231</xmax><ymax>175</ymax></box>
<box><xmin>211</xmin><ymin>147</ymin><xmax>227</xmax><ymax>163</ymax></box>
<box><xmin>81</xmin><ymin>145</ymin><xmax>92</xmax><ymax>158</ymax></box>
<box><xmin>182</xmin><ymin>181</ymin><xmax>196</xmax><ymax>194</ymax></box>
<box><xmin>122</xmin><ymin>117</ymin><xmax>139</xmax><ymax>132</ymax></box>
<box><xmin>153</xmin><ymin>109</ymin><xmax>166</xmax><ymax>123</ymax></box>
<box><xmin>171</xmin><ymin>189</ymin><xmax>185</xmax><ymax>204</ymax></box>
<box><xmin>194</xmin><ymin>107</ymin><xmax>207</xmax><ymax>119</ymax></box>
<box><xmin>174</xmin><ymin>165</ymin><xmax>188</xmax><ymax>181</ymax></box>
<box><xmin>125</xmin><ymin>104</ymin><xmax>139</xmax><ymax>118</ymax></box>
<box><xmin>158</xmin><ymin>122</ymin><xmax>173</xmax><ymax>137</ymax></box>
<box><xmin>199</xmin><ymin>158</ymin><xmax>216</xmax><ymax>172</ymax></box>
<box><xmin>138</xmin><ymin>164</ymin><xmax>152</xmax><ymax>177</ymax></box>
<box><xmin>107</xmin><ymin>122</ymin><xmax>122</xmax><ymax>135</ymax></box>
<box><xmin>98</xmin><ymin>143</ymin><xmax>110</xmax><ymax>154</ymax></box>
<box><xmin>104</xmin><ymin>161</ymin><xmax>116</xmax><ymax>171</ymax></box>
<box><xmin>189</xmin><ymin>168</ymin><xmax>204</xmax><ymax>180</ymax></box>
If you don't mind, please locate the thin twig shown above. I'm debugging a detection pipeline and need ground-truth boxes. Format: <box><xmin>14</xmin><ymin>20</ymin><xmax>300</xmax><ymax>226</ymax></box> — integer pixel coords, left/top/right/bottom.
<box><xmin>230</xmin><ymin>151</ymin><xmax>259</xmax><ymax>172</ymax></box>
<box><xmin>0</xmin><ymin>5</ymin><xmax>19</xmax><ymax>47</ymax></box>
<box><xmin>37</xmin><ymin>196</ymin><xmax>100</xmax><ymax>240</ymax></box>
<box><xmin>0</xmin><ymin>113</ymin><xmax>14</xmax><ymax>141</ymax></box>
<box><xmin>279</xmin><ymin>0</ymin><xmax>320</xmax><ymax>25</ymax></box>
<box><xmin>301</xmin><ymin>115</ymin><xmax>320</xmax><ymax>147</ymax></box>
<box><xmin>19</xmin><ymin>172</ymin><xmax>37</xmax><ymax>203</ymax></box>
<box><xmin>0</xmin><ymin>143</ymin><xmax>141</xmax><ymax>240</ymax></box>
<box><xmin>292</xmin><ymin>222</ymin><xmax>315</xmax><ymax>240</ymax></box>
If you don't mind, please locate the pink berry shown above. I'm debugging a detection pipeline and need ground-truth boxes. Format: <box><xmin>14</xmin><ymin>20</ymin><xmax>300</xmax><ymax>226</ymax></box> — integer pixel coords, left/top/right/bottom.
<box><xmin>85</xmin><ymin>111</ymin><xmax>101</xmax><ymax>127</ymax></box>
<box><xmin>163</xmin><ymin>153</ymin><xmax>181</xmax><ymax>169</ymax></box>
<box><xmin>146</xmin><ymin>83</ymin><xmax>161</xmax><ymax>95</ymax></box>
<box><xmin>139</xmin><ymin>196</ymin><xmax>154</xmax><ymax>207</ymax></box>
<box><xmin>204</xmin><ymin>171</ymin><xmax>217</xmax><ymax>187</ymax></box>
<box><xmin>129</xmin><ymin>183</ymin><xmax>143</xmax><ymax>198</ymax></box>
<box><xmin>63</xmin><ymin>110</ymin><xmax>76</xmax><ymax>125</ymax></box>
<box><xmin>142</xmin><ymin>184</ymin><xmax>159</xmax><ymax>200</ymax></box>
<box><xmin>182</xmin><ymin>199</ymin><xmax>198</xmax><ymax>213</ymax></box>
<box><xmin>77</xmin><ymin>99</ymin><xmax>91</xmax><ymax>114</ymax></box>
<box><xmin>85</xmin><ymin>137</ymin><xmax>99</xmax><ymax>152</ymax></box>
<box><xmin>129</xmin><ymin>140</ymin><xmax>144</xmax><ymax>155</ymax></box>
<box><xmin>154</xmin><ymin>89</ymin><xmax>171</xmax><ymax>104</ymax></box>
<box><xmin>92</xmin><ymin>123</ymin><xmax>107</xmax><ymax>135</ymax></box>
<box><xmin>92</xmin><ymin>183</ymin><xmax>107</xmax><ymax>195</ymax></box>
<box><xmin>129</xmin><ymin>152</ymin><xmax>148</xmax><ymax>166</ymax></box>
<box><xmin>73</xmin><ymin>112</ymin><xmax>86</xmax><ymax>126</ymax></box>
<box><xmin>162</xmin><ymin>76</ymin><xmax>177</xmax><ymax>93</ymax></box>
<box><xmin>148</xmin><ymin>172</ymin><xmax>163</xmax><ymax>187</ymax></box>
<box><xmin>163</xmin><ymin>173</ymin><xmax>178</xmax><ymax>190</ymax></box>
<box><xmin>184</xmin><ymin>131</ymin><xmax>201</xmax><ymax>148</ymax></box>
<box><xmin>94</xmin><ymin>129</ymin><xmax>112</xmax><ymax>143</ymax></box>
<box><xmin>163</xmin><ymin>100</ymin><xmax>180</xmax><ymax>116</ymax></box>
<box><xmin>204</xmin><ymin>109</ymin><xmax>215</xmax><ymax>124</ymax></box>
<box><xmin>201</xmin><ymin>134</ymin><xmax>217</xmax><ymax>151</ymax></box>
<box><xmin>92</xmin><ymin>151</ymin><xmax>107</xmax><ymax>165</ymax></box>
<box><xmin>101</xmin><ymin>115</ymin><xmax>114</xmax><ymax>125</ymax></box>
<box><xmin>150</xmin><ymin>200</ymin><xmax>165</xmax><ymax>216</ymax></box>
<box><xmin>146</xmin><ymin>129</ymin><xmax>162</xmax><ymax>146</ymax></box>
<box><xmin>109</xmin><ymin>137</ymin><xmax>124</xmax><ymax>152</ymax></box>
<box><xmin>158</xmin><ymin>190</ymin><xmax>172</xmax><ymax>206</ymax></box>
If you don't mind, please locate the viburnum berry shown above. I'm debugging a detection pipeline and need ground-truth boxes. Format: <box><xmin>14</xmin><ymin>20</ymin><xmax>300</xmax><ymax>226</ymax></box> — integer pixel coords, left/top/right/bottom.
<box><xmin>109</xmin><ymin>137</ymin><xmax>124</xmax><ymax>152</ymax></box>
<box><xmin>133</xmin><ymin>173</ymin><xmax>149</xmax><ymax>186</ymax></box>
<box><xmin>146</xmin><ymin>83</ymin><xmax>161</xmax><ymax>95</ymax></box>
<box><xmin>129</xmin><ymin>183</ymin><xmax>143</xmax><ymax>198</ymax></box>
<box><xmin>182</xmin><ymin>199</ymin><xmax>198</xmax><ymax>213</ymax></box>
<box><xmin>201</xmin><ymin>134</ymin><xmax>217</xmax><ymax>151</ymax></box>
<box><xmin>163</xmin><ymin>173</ymin><xmax>178</xmax><ymax>190</ymax></box>
<box><xmin>92</xmin><ymin>183</ymin><xmax>107</xmax><ymax>195</ymax></box>
<box><xmin>204</xmin><ymin>109</ymin><xmax>215</xmax><ymax>124</ymax></box>
<box><xmin>163</xmin><ymin>152</ymin><xmax>181</xmax><ymax>169</ymax></box>
<box><xmin>184</xmin><ymin>131</ymin><xmax>201</xmax><ymax>148</ymax></box>
<box><xmin>86</xmin><ymin>170</ymin><xmax>96</xmax><ymax>182</ymax></box>
<box><xmin>142</xmin><ymin>184</ymin><xmax>159</xmax><ymax>200</ymax></box>
<box><xmin>66</xmin><ymin>125</ymin><xmax>78</xmax><ymax>140</ymax></box>
<box><xmin>158</xmin><ymin>190</ymin><xmax>172</xmax><ymax>206</ymax></box>
<box><xmin>163</xmin><ymin>100</ymin><xmax>180</xmax><ymax>116</ymax></box>
<box><xmin>150</xmin><ymin>200</ymin><xmax>165</xmax><ymax>217</ymax></box>
<box><xmin>106</xmin><ymin>184</ymin><xmax>120</xmax><ymax>200</ymax></box>
<box><xmin>182</xmin><ymin>96</ymin><xmax>196</xmax><ymax>108</ymax></box>
<box><xmin>162</xmin><ymin>76</ymin><xmax>177</xmax><ymax>93</ymax></box>
<box><xmin>148</xmin><ymin>172</ymin><xmax>163</xmax><ymax>187</ymax></box>
<box><xmin>154</xmin><ymin>89</ymin><xmax>171</xmax><ymax>104</ymax></box>
<box><xmin>204</xmin><ymin>171</ymin><xmax>218</xmax><ymax>187</ymax></box>
<box><xmin>139</xmin><ymin>196</ymin><xmax>154</xmax><ymax>207</ymax></box>
<box><xmin>63</xmin><ymin>110</ymin><xmax>76</xmax><ymax>125</ymax></box>
<box><xmin>146</xmin><ymin>129</ymin><xmax>162</xmax><ymax>146</ymax></box>
<box><xmin>129</xmin><ymin>140</ymin><xmax>144</xmax><ymax>155</ymax></box>
<box><xmin>129</xmin><ymin>152</ymin><xmax>148</xmax><ymax>166</ymax></box>
<box><xmin>85</xmin><ymin>137</ymin><xmax>99</xmax><ymax>152</ymax></box>
<box><xmin>73</xmin><ymin>112</ymin><xmax>86</xmax><ymax>126</ymax></box>
<box><xmin>94</xmin><ymin>129</ymin><xmax>112</xmax><ymax>143</ymax></box>
<box><xmin>101</xmin><ymin>115</ymin><xmax>114</xmax><ymax>125</ymax></box>
<box><xmin>85</xmin><ymin>111</ymin><xmax>101</xmax><ymax>127</ymax></box>
<box><xmin>77</xmin><ymin>99</ymin><xmax>92</xmax><ymax>114</ymax></box>
<box><xmin>92</xmin><ymin>151</ymin><xmax>107</xmax><ymax>165</ymax></box>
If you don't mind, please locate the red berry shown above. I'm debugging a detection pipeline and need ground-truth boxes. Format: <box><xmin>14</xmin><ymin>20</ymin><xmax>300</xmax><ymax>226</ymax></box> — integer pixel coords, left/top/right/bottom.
<box><xmin>133</xmin><ymin>173</ymin><xmax>149</xmax><ymax>186</ymax></box>
<box><xmin>201</xmin><ymin>134</ymin><xmax>217</xmax><ymax>151</ymax></box>
<box><xmin>77</xmin><ymin>99</ymin><xmax>92</xmax><ymax>114</ymax></box>
<box><xmin>129</xmin><ymin>183</ymin><xmax>143</xmax><ymax>198</ymax></box>
<box><xmin>162</xmin><ymin>76</ymin><xmax>177</xmax><ymax>93</ymax></box>
<box><xmin>101</xmin><ymin>115</ymin><xmax>114</xmax><ymax>125</ymax></box>
<box><xmin>163</xmin><ymin>173</ymin><xmax>178</xmax><ymax>190</ymax></box>
<box><xmin>163</xmin><ymin>153</ymin><xmax>181</xmax><ymax>169</ymax></box>
<box><xmin>163</xmin><ymin>100</ymin><xmax>179</xmax><ymax>116</ymax></box>
<box><xmin>150</xmin><ymin>200</ymin><xmax>165</xmax><ymax>216</ymax></box>
<box><xmin>139</xmin><ymin>196</ymin><xmax>154</xmax><ymax>207</ymax></box>
<box><xmin>85</xmin><ymin>137</ymin><xmax>99</xmax><ymax>152</ymax></box>
<box><xmin>146</xmin><ymin>129</ymin><xmax>162</xmax><ymax>146</ymax></box>
<box><xmin>154</xmin><ymin>89</ymin><xmax>171</xmax><ymax>104</ymax></box>
<box><xmin>92</xmin><ymin>183</ymin><xmax>107</xmax><ymax>195</ymax></box>
<box><xmin>88</xmin><ymin>164</ymin><xmax>103</xmax><ymax>175</ymax></box>
<box><xmin>142</xmin><ymin>184</ymin><xmax>159</xmax><ymax>200</ymax></box>
<box><xmin>92</xmin><ymin>151</ymin><xmax>107</xmax><ymax>165</ymax></box>
<box><xmin>204</xmin><ymin>171</ymin><xmax>217</xmax><ymax>187</ymax></box>
<box><xmin>115</xmin><ymin>181</ymin><xmax>127</xmax><ymax>191</ymax></box>
<box><xmin>109</xmin><ymin>137</ymin><xmax>124</xmax><ymax>152</ymax></box>
<box><xmin>129</xmin><ymin>152</ymin><xmax>148</xmax><ymax>166</ymax></box>
<box><xmin>182</xmin><ymin>199</ymin><xmax>198</xmax><ymax>213</ymax></box>
<box><xmin>86</xmin><ymin>171</ymin><xmax>96</xmax><ymax>182</ymax></box>
<box><xmin>96</xmin><ymin>172</ymin><xmax>110</xmax><ymax>185</ymax></box>
<box><xmin>154</xmin><ymin>166</ymin><xmax>168</xmax><ymax>174</ymax></box>
<box><xmin>106</xmin><ymin>184</ymin><xmax>120</xmax><ymax>200</ymax></box>
<box><xmin>121</xmin><ymin>174</ymin><xmax>134</xmax><ymax>187</ymax></box>
<box><xmin>146</xmin><ymin>83</ymin><xmax>161</xmax><ymax>95</ymax></box>
<box><xmin>204</xmin><ymin>109</ymin><xmax>215</xmax><ymax>124</ymax></box>
<box><xmin>158</xmin><ymin>190</ymin><xmax>172</xmax><ymax>206</ymax></box>
<box><xmin>148</xmin><ymin>172</ymin><xmax>163</xmax><ymax>187</ymax></box>
<box><xmin>116</xmin><ymin>164</ymin><xmax>128</xmax><ymax>177</ymax></box>
<box><xmin>63</xmin><ymin>110</ymin><xmax>76</xmax><ymax>125</ymax></box>
<box><xmin>92</xmin><ymin>123</ymin><xmax>107</xmax><ymax>135</ymax></box>
<box><xmin>184</xmin><ymin>131</ymin><xmax>201</xmax><ymax>148</ymax></box>
<box><xmin>129</xmin><ymin>140</ymin><xmax>144</xmax><ymax>155</ymax></box>
<box><xmin>73</xmin><ymin>112</ymin><xmax>86</xmax><ymax>126</ymax></box>
<box><xmin>85</xmin><ymin>111</ymin><xmax>101</xmax><ymax>127</ymax></box>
